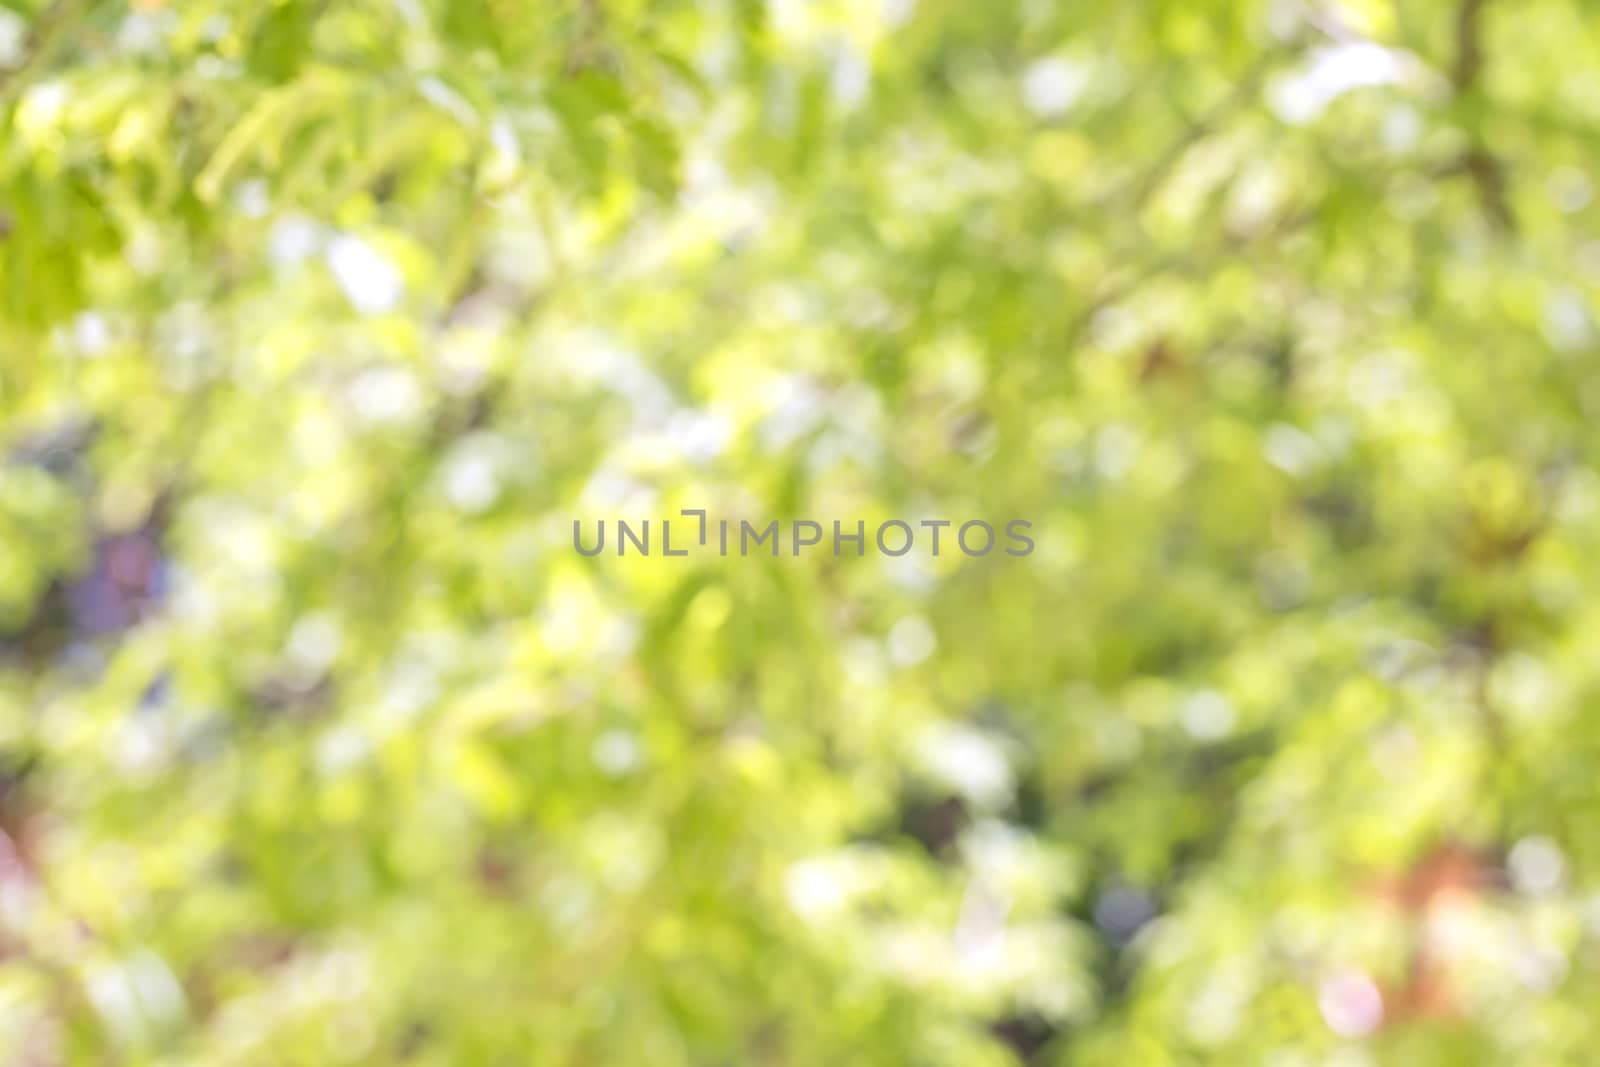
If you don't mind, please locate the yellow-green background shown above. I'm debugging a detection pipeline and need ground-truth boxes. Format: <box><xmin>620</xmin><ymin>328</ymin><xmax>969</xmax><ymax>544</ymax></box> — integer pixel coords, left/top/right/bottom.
<box><xmin>1</xmin><ymin>0</ymin><xmax>1598</xmax><ymax>1063</ymax></box>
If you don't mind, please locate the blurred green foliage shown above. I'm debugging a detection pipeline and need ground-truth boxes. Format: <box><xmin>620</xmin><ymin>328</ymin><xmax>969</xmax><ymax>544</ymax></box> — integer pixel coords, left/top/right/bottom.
<box><xmin>2</xmin><ymin>0</ymin><xmax>1600</xmax><ymax>1063</ymax></box>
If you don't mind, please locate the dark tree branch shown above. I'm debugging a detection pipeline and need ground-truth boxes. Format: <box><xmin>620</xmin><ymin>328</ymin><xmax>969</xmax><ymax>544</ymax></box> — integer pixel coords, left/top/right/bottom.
<box><xmin>1452</xmin><ymin>0</ymin><xmax>1490</xmax><ymax>91</ymax></box>
<box><xmin>1450</xmin><ymin>0</ymin><xmax>1515</xmax><ymax>233</ymax></box>
<box><xmin>0</xmin><ymin>0</ymin><xmax>81</xmax><ymax>99</ymax></box>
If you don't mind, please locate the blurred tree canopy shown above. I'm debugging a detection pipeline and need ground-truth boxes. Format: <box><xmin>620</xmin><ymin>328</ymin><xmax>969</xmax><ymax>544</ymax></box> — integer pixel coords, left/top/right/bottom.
<box><xmin>2</xmin><ymin>0</ymin><xmax>1600</xmax><ymax>1063</ymax></box>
